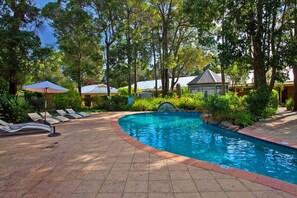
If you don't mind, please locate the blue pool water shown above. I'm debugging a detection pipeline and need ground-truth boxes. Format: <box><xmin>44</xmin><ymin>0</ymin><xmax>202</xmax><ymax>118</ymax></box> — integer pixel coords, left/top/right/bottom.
<box><xmin>119</xmin><ymin>112</ymin><xmax>297</xmax><ymax>184</ymax></box>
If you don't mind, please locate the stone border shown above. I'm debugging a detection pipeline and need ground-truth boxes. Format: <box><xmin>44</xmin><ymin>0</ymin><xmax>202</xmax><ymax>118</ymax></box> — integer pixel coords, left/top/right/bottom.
<box><xmin>112</xmin><ymin>115</ymin><xmax>297</xmax><ymax>196</ymax></box>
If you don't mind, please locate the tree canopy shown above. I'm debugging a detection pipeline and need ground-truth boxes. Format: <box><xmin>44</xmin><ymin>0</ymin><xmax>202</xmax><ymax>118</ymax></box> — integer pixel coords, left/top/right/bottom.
<box><xmin>1</xmin><ymin>0</ymin><xmax>296</xmax><ymax>111</ymax></box>
<box><xmin>0</xmin><ymin>0</ymin><xmax>48</xmax><ymax>95</ymax></box>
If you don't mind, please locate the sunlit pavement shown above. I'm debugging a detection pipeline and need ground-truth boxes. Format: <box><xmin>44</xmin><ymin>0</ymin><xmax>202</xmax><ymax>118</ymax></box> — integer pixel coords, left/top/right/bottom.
<box><xmin>0</xmin><ymin>111</ymin><xmax>296</xmax><ymax>198</ymax></box>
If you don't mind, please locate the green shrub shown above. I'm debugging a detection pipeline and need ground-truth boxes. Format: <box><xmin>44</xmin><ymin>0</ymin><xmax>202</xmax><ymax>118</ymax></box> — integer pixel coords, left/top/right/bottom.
<box><xmin>132</xmin><ymin>99</ymin><xmax>158</xmax><ymax>111</ymax></box>
<box><xmin>129</xmin><ymin>96</ymin><xmax>206</xmax><ymax>112</ymax></box>
<box><xmin>0</xmin><ymin>92</ymin><xmax>32</xmax><ymax>123</ymax></box>
<box><xmin>84</xmin><ymin>96</ymin><xmax>91</xmax><ymax>107</ymax></box>
<box><xmin>206</xmin><ymin>93</ymin><xmax>241</xmax><ymax>120</ymax></box>
<box><xmin>286</xmin><ymin>98</ymin><xmax>294</xmax><ymax>111</ymax></box>
<box><xmin>182</xmin><ymin>87</ymin><xmax>189</xmax><ymax>95</ymax></box>
<box><xmin>92</xmin><ymin>96</ymin><xmax>108</xmax><ymax>110</ymax></box>
<box><xmin>191</xmin><ymin>92</ymin><xmax>205</xmax><ymax>100</ymax></box>
<box><xmin>232</xmin><ymin>110</ymin><xmax>254</xmax><ymax>127</ymax></box>
<box><xmin>178</xmin><ymin>97</ymin><xmax>197</xmax><ymax>110</ymax></box>
<box><xmin>111</xmin><ymin>95</ymin><xmax>130</xmax><ymax>110</ymax></box>
<box><xmin>165</xmin><ymin>91</ymin><xmax>175</xmax><ymax>98</ymax></box>
<box><xmin>92</xmin><ymin>95</ymin><xmax>131</xmax><ymax>111</ymax></box>
<box><xmin>245</xmin><ymin>87</ymin><xmax>278</xmax><ymax>120</ymax></box>
<box><xmin>245</xmin><ymin>86</ymin><xmax>271</xmax><ymax>120</ymax></box>
<box><xmin>205</xmin><ymin>92</ymin><xmax>253</xmax><ymax>126</ymax></box>
<box><xmin>270</xmin><ymin>89</ymin><xmax>279</xmax><ymax>111</ymax></box>
<box><xmin>54</xmin><ymin>88</ymin><xmax>81</xmax><ymax>110</ymax></box>
<box><xmin>118</xmin><ymin>87</ymin><xmax>141</xmax><ymax>95</ymax></box>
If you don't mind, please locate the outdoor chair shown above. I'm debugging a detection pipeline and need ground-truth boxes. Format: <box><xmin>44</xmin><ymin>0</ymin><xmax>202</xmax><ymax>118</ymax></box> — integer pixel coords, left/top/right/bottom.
<box><xmin>28</xmin><ymin>113</ymin><xmax>61</xmax><ymax>125</ymax></box>
<box><xmin>0</xmin><ymin>119</ymin><xmax>52</xmax><ymax>135</ymax></box>
<box><xmin>56</xmin><ymin>109</ymin><xmax>83</xmax><ymax>119</ymax></box>
<box><xmin>40</xmin><ymin>112</ymin><xmax>70</xmax><ymax>123</ymax></box>
<box><xmin>66</xmin><ymin>108</ymin><xmax>91</xmax><ymax>118</ymax></box>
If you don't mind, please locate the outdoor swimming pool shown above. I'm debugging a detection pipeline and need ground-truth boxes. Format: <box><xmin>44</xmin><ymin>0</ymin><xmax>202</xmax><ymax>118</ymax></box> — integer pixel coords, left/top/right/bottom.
<box><xmin>119</xmin><ymin>112</ymin><xmax>297</xmax><ymax>184</ymax></box>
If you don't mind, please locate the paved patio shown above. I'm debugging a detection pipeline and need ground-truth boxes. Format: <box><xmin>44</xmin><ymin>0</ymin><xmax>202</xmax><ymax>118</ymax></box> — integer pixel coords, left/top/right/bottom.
<box><xmin>0</xmin><ymin>112</ymin><xmax>296</xmax><ymax>198</ymax></box>
<box><xmin>239</xmin><ymin>108</ymin><xmax>297</xmax><ymax>148</ymax></box>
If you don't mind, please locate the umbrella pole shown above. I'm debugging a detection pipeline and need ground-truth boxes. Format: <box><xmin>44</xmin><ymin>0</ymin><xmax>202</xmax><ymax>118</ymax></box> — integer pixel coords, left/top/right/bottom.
<box><xmin>44</xmin><ymin>88</ymin><xmax>48</xmax><ymax>124</ymax></box>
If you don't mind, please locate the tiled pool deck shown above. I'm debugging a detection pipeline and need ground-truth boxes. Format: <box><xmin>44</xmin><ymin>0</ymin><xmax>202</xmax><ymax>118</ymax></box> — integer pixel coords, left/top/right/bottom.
<box><xmin>0</xmin><ymin>110</ymin><xmax>296</xmax><ymax>198</ymax></box>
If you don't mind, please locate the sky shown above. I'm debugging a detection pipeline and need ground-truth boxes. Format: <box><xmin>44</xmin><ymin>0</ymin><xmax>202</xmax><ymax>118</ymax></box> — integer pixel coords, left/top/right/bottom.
<box><xmin>35</xmin><ymin>0</ymin><xmax>57</xmax><ymax>46</ymax></box>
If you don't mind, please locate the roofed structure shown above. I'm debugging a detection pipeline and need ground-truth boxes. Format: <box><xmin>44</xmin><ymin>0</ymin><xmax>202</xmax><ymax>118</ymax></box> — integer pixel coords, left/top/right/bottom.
<box><xmin>81</xmin><ymin>84</ymin><xmax>118</xmax><ymax>95</ymax></box>
<box><xmin>188</xmin><ymin>69</ymin><xmax>223</xmax><ymax>85</ymax></box>
<box><xmin>187</xmin><ymin>69</ymin><xmax>229</xmax><ymax>95</ymax></box>
<box><xmin>131</xmin><ymin>76</ymin><xmax>196</xmax><ymax>92</ymax></box>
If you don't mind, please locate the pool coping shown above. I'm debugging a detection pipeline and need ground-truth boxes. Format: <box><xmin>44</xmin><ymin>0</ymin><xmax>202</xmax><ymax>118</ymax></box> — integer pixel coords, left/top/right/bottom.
<box><xmin>112</xmin><ymin>115</ymin><xmax>297</xmax><ymax>196</ymax></box>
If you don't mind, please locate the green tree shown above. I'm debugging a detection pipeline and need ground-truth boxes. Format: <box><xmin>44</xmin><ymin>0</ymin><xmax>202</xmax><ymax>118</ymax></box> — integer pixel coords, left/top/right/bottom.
<box><xmin>30</xmin><ymin>51</ymin><xmax>70</xmax><ymax>85</ymax></box>
<box><xmin>282</xmin><ymin>1</ymin><xmax>296</xmax><ymax>110</ymax></box>
<box><xmin>0</xmin><ymin>0</ymin><xmax>47</xmax><ymax>95</ymax></box>
<box><xmin>171</xmin><ymin>46</ymin><xmax>212</xmax><ymax>90</ymax></box>
<box><xmin>108</xmin><ymin>41</ymin><xmax>129</xmax><ymax>88</ymax></box>
<box><xmin>90</xmin><ymin>0</ymin><xmax>124</xmax><ymax>96</ymax></box>
<box><xmin>225</xmin><ymin>62</ymin><xmax>249</xmax><ymax>87</ymax></box>
<box><xmin>150</xmin><ymin>0</ymin><xmax>178</xmax><ymax>97</ymax></box>
<box><xmin>185</xmin><ymin>0</ymin><xmax>294</xmax><ymax>95</ymax></box>
<box><xmin>43</xmin><ymin>0</ymin><xmax>103</xmax><ymax>96</ymax></box>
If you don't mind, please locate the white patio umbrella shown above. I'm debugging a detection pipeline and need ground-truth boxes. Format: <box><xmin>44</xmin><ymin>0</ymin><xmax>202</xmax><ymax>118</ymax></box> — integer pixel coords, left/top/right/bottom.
<box><xmin>23</xmin><ymin>81</ymin><xmax>69</xmax><ymax>122</ymax></box>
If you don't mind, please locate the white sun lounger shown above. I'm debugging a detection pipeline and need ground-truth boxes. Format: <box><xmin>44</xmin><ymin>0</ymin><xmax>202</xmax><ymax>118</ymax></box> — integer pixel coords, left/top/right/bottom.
<box><xmin>0</xmin><ymin>119</ymin><xmax>52</xmax><ymax>135</ymax></box>
<box><xmin>66</xmin><ymin>108</ymin><xmax>91</xmax><ymax>117</ymax></box>
<box><xmin>28</xmin><ymin>113</ymin><xmax>61</xmax><ymax>125</ymax></box>
<box><xmin>56</xmin><ymin>109</ymin><xmax>83</xmax><ymax>119</ymax></box>
<box><xmin>40</xmin><ymin>112</ymin><xmax>70</xmax><ymax>122</ymax></box>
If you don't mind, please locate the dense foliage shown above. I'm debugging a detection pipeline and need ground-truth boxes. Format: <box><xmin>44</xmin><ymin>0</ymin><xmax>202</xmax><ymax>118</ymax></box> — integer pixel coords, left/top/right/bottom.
<box><xmin>245</xmin><ymin>87</ymin><xmax>279</xmax><ymax>120</ymax></box>
<box><xmin>205</xmin><ymin>89</ymin><xmax>279</xmax><ymax>127</ymax></box>
<box><xmin>286</xmin><ymin>98</ymin><xmax>294</xmax><ymax>111</ymax></box>
<box><xmin>91</xmin><ymin>92</ymin><xmax>206</xmax><ymax>112</ymax></box>
<box><xmin>0</xmin><ymin>1</ymin><xmax>49</xmax><ymax>95</ymax></box>
<box><xmin>1</xmin><ymin>0</ymin><xmax>295</xmax><ymax>123</ymax></box>
<box><xmin>42</xmin><ymin>1</ymin><xmax>103</xmax><ymax>95</ymax></box>
<box><xmin>54</xmin><ymin>88</ymin><xmax>82</xmax><ymax>110</ymax></box>
<box><xmin>92</xmin><ymin>96</ymin><xmax>131</xmax><ymax>111</ymax></box>
<box><xmin>205</xmin><ymin>93</ymin><xmax>253</xmax><ymax>127</ymax></box>
<box><xmin>0</xmin><ymin>92</ymin><xmax>32</xmax><ymax>123</ymax></box>
<box><xmin>118</xmin><ymin>87</ymin><xmax>142</xmax><ymax>96</ymax></box>
<box><xmin>184</xmin><ymin>0</ymin><xmax>296</xmax><ymax>91</ymax></box>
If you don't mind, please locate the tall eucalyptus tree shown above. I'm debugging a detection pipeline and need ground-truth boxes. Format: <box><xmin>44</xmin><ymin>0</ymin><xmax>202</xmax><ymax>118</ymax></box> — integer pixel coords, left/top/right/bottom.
<box><xmin>185</xmin><ymin>0</ymin><xmax>294</xmax><ymax>93</ymax></box>
<box><xmin>90</xmin><ymin>0</ymin><xmax>124</xmax><ymax>96</ymax></box>
<box><xmin>0</xmin><ymin>0</ymin><xmax>46</xmax><ymax>95</ymax></box>
<box><xmin>43</xmin><ymin>0</ymin><xmax>103</xmax><ymax>96</ymax></box>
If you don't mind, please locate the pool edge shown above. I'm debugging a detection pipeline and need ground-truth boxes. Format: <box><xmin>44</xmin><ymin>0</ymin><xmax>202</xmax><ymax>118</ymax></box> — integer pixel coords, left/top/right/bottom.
<box><xmin>112</xmin><ymin>115</ymin><xmax>297</xmax><ymax>196</ymax></box>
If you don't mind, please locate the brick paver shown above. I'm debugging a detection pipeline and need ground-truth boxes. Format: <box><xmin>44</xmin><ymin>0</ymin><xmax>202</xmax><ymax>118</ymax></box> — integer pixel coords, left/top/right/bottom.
<box><xmin>239</xmin><ymin>108</ymin><xmax>297</xmax><ymax>147</ymax></box>
<box><xmin>0</xmin><ymin>112</ymin><xmax>296</xmax><ymax>198</ymax></box>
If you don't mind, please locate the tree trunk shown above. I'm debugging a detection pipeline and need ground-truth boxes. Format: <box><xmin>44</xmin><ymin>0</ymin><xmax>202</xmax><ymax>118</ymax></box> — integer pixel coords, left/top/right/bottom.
<box><xmin>77</xmin><ymin>64</ymin><xmax>82</xmax><ymax>96</ymax></box>
<box><xmin>171</xmin><ymin>68</ymin><xmax>176</xmax><ymax>91</ymax></box>
<box><xmin>126</xmin><ymin>9</ymin><xmax>132</xmax><ymax>96</ymax></box>
<box><xmin>163</xmin><ymin>25</ymin><xmax>169</xmax><ymax>96</ymax></box>
<box><xmin>152</xmin><ymin>33</ymin><xmax>158</xmax><ymax>97</ymax></box>
<box><xmin>293</xmin><ymin>1</ymin><xmax>297</xmax><ymax>111</ymax></box>
<box><xmin>293</xmin><ymin>67</ymin><xmax>297</xmax><ymax>111</ymax></box>
<box><xmin>106</xmin><ymin>44</ymin><xmax>111</xmax><ymax>96</ymax></box>
<box><xmin>221</xmin><ymin>66</ymin><xmax>226</xmax><ymax>95</ymax></box>
<box><xmin>133</xmin><ymin>49</ymin><xmax>137</xmax><ymax>93</ymax></box>
<box><xmin>8</xmin><ymin>71</ymin><xmax>17</xmax><ymax>95</ymax></box>
<box><xmin>159</xmin><ymin>1</ymin><xmax>172</xmax><ymax>97</ymax></box>
<box><xmin>127</xmin><ymin>38</ymin><xmax>132</xmax><ymax>95</ymax></box>
<box><xmin>127</xmin><ymin>39</ymin><xmax>132</xmax><ymax>96</ymax></box>
<box><xmin>8</xmin><ymin>2</ymin><xmax>22</xmax><ymax>95</ymax></box>
<box><xmin>8</xmin><ymin>45</ymin><xmax>18</xmax><ymax>95</ymax></box>
<box><xmin>269</xmin><ymin>67</ymin><xmax>276</xmax><ymax>91</ymax></box>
